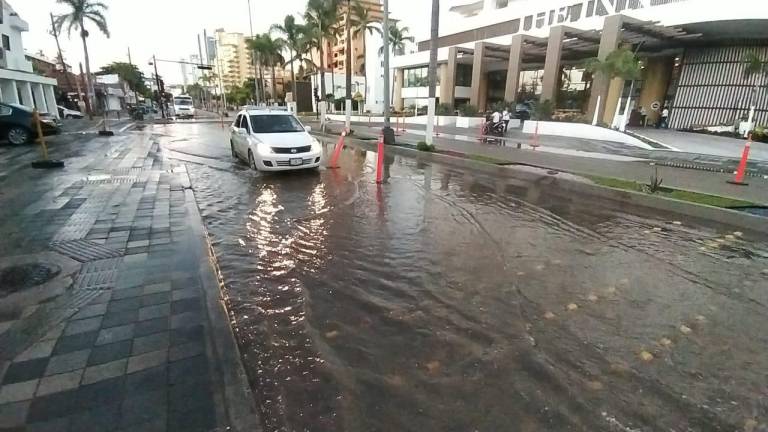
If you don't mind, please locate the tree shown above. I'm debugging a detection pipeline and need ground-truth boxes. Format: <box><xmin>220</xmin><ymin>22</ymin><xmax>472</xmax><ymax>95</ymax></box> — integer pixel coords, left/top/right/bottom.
<box><xmin>379</xmin><ymin>21</ymin><xmax>414</xmax><ymax>105</ymax></box>
<box><xmin>97</xmin><ymin>62</ymin><xmax>149</xmax><ymax>97</ymax></box>
<box><xmin>305</xmin><ymin>0</ymin><xmax>340</xmax><ymax>110</ymax></box>
<box><xmin>350</xmin><ymin>1</ymin><xmax>381</xmax><ymax>110</ymax></box>
<box><xmin>741</xmin><ymin>51</ymin><xmax>766</xmax><ymax>134</ymax></box>
<box><xmin>53</xmin><ymin>0</ymin><xmax>110</xmax><ymax>120</ymax></box>
<box><xmin>584</xmin><ymin>47</ymin><xmax>641</xmax><ymax>130</ymax></box>
<box><xmin>271</xmin><ymin>15</ymin><xmax>305</xmax><ymax>102</ymax></box>
<box><xmin>249</xmin><ymin>34</ymin><xmax>285</xmax><ymax>103</ymax></box>
<box><xmin>185</xmin><ymin>83</ymin><xmax>204</xmax><ymax>105</ymax></box>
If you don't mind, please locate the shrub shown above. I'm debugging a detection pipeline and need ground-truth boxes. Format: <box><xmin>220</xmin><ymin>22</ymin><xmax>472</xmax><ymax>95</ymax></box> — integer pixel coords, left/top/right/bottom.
<box><xmin>437</xmin><ymin>103</ymin><xmax>453</xmax><ymax>115</ymax></box>
<box><xmin>416</xmin><ymin>141</ymin><xmax>436</xmax><ymax>152</ymax></box>
<box><xmin>533</xmin><ymin>99</ymin><xmax>554</xmax><ymax>121</ymax></box>
<box><xmin>458</xmin><ymin>104</ymin><xmax>479</xmax><ymax>117</ymax></box>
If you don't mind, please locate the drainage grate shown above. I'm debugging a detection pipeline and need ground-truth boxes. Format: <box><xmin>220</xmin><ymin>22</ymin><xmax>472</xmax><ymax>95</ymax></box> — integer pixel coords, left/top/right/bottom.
<box><xmin>50</xmin><ymin>239</ymin><xmax>123</xmax><ymax>263</ymax></box>
<box><xmin>0</xmin><ymin>263</ymin><xmax>61</xmax><ymax>296</ymax></box>
<box><xmin>73</xmin><ymin>257</ymin><xmax>121</xmax><ymax>291</ymax></box>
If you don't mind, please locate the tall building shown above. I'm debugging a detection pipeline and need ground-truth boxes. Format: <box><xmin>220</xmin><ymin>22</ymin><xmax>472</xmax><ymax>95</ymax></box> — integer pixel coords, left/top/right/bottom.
<box><xmin>391</xmin><ymin>0</ymin><xmax>768</xmax><ymax>129</ymax></box>
<box><xmin>214</xmin><ymin>29</ymin><xmax>255</xmax><ymax>89</ymax></box>
<box><xmin>0</xmin><ymin>1</ymin><xmax>59</xmax><ymax>117</ymax></box>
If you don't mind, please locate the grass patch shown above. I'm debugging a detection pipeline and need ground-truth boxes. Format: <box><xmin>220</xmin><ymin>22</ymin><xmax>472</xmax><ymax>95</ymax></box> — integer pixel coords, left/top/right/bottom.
<box><xmin>586</xmin><ymin>175</ymin><xmax>756</xmax><ymax>208</ymax></box>
<box><xmin>466</xmin><ymin>154</ymin><xmax>510</xmax><ymax>165</ymax></box>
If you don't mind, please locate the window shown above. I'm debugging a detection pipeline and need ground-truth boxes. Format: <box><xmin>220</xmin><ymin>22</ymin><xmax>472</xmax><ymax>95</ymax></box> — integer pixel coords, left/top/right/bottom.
<box><xmin>403</xmin><ymin>67</ymin><xmax>439</xmax><ymax>87</ymax></box>
<box><xmin>234</xmin><ymin>114</ymin><xmax>243</xmax><ymax>129</ymax></box>
<box><xmin>2</xmin><ymin>34</ymin><xmax>10</xmax><ymax>51</ymax></box>
<box><xmin>249</xmin><ymin>115</ymin><xmax>304</xmax><ymax>133</ymax></box>
<box><xmin>0</xmin><ymin>105</ymin><xmax>11</xmax><ymax>116</ymax></box>
<box><xmin>495</xmin><ymin>0</ymin><xmax>509</xmax><ymax>7</ymax></box>
<box><xmin>240</xmin><ymin>115</ymin><xmax>251</xmax><ymax>132</ymax></box>
<box><xmin>456</xmin><ymin>64</ymin><xmax>472</xmax><ymax>87</ymax></box>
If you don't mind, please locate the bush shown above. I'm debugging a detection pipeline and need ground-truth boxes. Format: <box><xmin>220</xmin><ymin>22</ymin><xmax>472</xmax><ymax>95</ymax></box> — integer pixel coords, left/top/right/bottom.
<box><xmin>458</xmin><ymin>104</ymin><xmax>479</xmax><ymax>117</ymax></box>
<box><xmin>437</xmin><ymin>103</ymin><xmax>453</xmax><ymax>115</ymax></box>
<box><xmin>533</xmin><ymin>99</ymin><xmax>554</xmax><ymax>121</ymax></box>
<box><xmin>416</xmin><ymin>141</ymin><xmax>436</xmax><ymax>152</ymax></box>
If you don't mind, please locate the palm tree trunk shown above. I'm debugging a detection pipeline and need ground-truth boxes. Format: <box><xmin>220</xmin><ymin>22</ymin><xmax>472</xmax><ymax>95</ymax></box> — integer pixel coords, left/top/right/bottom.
<box><xmin>362</xmin><ymin>34</ymin><xmax>367</xmax><ymax>111</ymax></box>
<box><xmin>271</xmin><ymin>64</ymin><xmax>277</xmax><ymax>103</ymax></box>
<box><xmin>425</xmin><ymin>0</ymin><xmax>439</xmax><ymax>145</ymax></box>
<box><xmin>290</xmin><ymin>48</ymin><xmax>297</xmax><ymax>101</ymax></box>
<box><xmin>80</xmin><ymin>24</ymin><xmax>94</xmax><ymax>120</ymax></box>
<box><xmin>259</xmin><ymin>66</ymin><xmax>266</xmax><ymax>102</ymax></box>
<box><xmin>319</xmin><ymin>43</ymin><xmax>326</xmax><ymax>111</ymax></box>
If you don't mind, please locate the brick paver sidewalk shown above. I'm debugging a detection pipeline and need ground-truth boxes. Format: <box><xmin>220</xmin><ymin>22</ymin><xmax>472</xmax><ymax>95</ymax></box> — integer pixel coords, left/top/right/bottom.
<box><xmin>0</xmin><ymin>131</ymin><xmax>256</xmax><ymax>431</ymax></box>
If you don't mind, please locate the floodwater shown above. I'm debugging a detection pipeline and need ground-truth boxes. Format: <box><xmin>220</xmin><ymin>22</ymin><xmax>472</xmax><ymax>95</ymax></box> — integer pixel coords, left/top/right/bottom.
<box><xmin>160</xmin><ymin>123</ymin><xmax>768</xmax><ymax>432</ymax></box>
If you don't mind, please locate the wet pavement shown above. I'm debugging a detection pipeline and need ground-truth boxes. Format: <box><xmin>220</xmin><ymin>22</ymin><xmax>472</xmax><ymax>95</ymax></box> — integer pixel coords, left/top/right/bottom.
<box><xmin>159</xmin><ymin>122</ymin><xmax>768</xmax><ymax>432</ymax></box>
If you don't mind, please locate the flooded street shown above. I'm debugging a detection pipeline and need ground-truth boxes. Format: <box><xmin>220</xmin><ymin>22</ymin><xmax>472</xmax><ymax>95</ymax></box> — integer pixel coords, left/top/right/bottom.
<box><xmin>161</xmin><ymin>123</ymin><xmax>768</xmax><ymax>432</ymax></box>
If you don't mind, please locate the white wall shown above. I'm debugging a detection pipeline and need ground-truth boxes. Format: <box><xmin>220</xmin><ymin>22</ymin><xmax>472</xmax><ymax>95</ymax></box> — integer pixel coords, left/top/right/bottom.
<box><xmin>1</xmin><ymin>3</ymin><xmax>33</xmax><ymax>72</ymax></box>
<box><xmin>522</xmin><ymin>120</ymin><xmax>653</xmax><ymax>149</ymax></box>
<box><xmin>365</xmin><ymin>30</ymin><xmax>385</xmax><ymax>113</ymax></box>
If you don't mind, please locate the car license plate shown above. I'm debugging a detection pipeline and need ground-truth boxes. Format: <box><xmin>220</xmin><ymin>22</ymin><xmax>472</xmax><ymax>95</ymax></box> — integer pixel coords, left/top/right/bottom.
<box><xmin>289</xmin><ymin>158</ymin><xmax>303</xmax><ymax>166</ymax></box>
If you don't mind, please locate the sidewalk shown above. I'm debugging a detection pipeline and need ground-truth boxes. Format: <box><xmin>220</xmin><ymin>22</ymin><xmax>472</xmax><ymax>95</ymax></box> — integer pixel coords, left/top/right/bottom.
<box><xmin>0</xmin><ymin>131</ymin><xmax>257</xmax><ymax>430</ymax></box>
<box><xmin>316</xmin><ymin>121</ymin><xmax>768</xmax><ymax>205</ymax></box>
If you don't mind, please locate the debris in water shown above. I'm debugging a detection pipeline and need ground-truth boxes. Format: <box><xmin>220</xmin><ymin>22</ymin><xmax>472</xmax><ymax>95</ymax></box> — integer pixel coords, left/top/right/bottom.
<box><xmin>659</xmin><ymin>337</ymin><xmax>673</xmax><ymax>347</ymax></box>
<box><xmin>586</xmin><ymin>380</ymin><xmax>604</xmax><ymax>390</ymax></box>
<box><xmin>639</xmin><ymin>351</ymin><xmax>654</xmax><ymax>362</ymax></box>
<box><xmin>587</xmin><ymin>293</ymin><xmax>598</xmax><ymax>302</ymax></box>
<box><xmin>672</xmin><ymin>221</ymin><xmax>682</xmax><ymax>225</ymax></box>
<box><xmin>325</xmin><ymin>330</ymin><xmax>339</xmax><ymax>339</ymax></box>
<box><xmin>679</xmin><ymin>325</ymin><xmax>692</xmax><ymax>335</ymax></box>
<box><xmin>552</xmin><ymin>259</ymin><xmax>562</xmax><ymax>265</ymax></box>
<box><xmin>761</xmin><ymin>269</ymin><xmax>768</xmax><ymax>276</ymax></box>
<box><xmin>744</xmin><ymin>419</ymin><xmax>759</xmax><ymax>432</ymax></box>
<box><xmin>733</xmin><ymin>231</ymin><xmax>743</xmax><ymax>237</ymax></box>
<box><xmin>516</xmin><ymin>271</ymin><xmax>526</xmax><ymax>276</ymax></box>
<box><xmin>425</xmin><ymin>360</ymin><xmax>441</xmax><ymax>375</ymax></box>
<box><xmin>535</xmin><ymin>264</ymin><xmax>545</xmax><ymax>271</ymax></box>
<box><xmin>606</xmin><ymin>286</ymin><xmax>617</xmax><ymax>294</ymax></box>
<box><xmin>725</xmin><ymin>234</ymin><xmax>735</xmax><ymax>240</ymax></box>
<box><xmin>566</xmin><ymin>303</ymin><xmax>579</xmax><ymax>311</ymax></box>
<box><xmin>643</xmin><ymin>230</ymin><xmax>651</xmax><ymax>234</ymax></box>
<box><xmin>543</xmin><ymin>311</ymin><xmax>556</xmax><ymax>320</ymax></box>
<box><xmin>652</xmin><ymin>227</ymin><xmax>662</xmax><ymax>232</ymax></box>
<box><xmin>695</xmin><ymin>315</ymin><xmax>706</xmax><ymax>323</ymax></box>
<box><xmin>715</xmin><ymin>238</ymin><xmax>725</xmax><ymax>243</ymax></box>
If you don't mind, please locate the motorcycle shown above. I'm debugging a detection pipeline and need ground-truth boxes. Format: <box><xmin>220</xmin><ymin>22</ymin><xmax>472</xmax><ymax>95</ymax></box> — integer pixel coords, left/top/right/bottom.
<box><xmin>481</xmin><ymin>121</ymin><xmax>506</xmax><ymax>143</ymax></box>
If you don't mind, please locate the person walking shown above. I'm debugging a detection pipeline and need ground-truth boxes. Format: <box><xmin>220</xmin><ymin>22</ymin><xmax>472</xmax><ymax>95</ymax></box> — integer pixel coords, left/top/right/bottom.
<box><xmin>640</xmin><ymin>105</ymin><xmax>647</xmax><ymax>127</ymax></box>
<box><xmin>660</xmin><ymin>106</ymin><xmax>669</xmax><ymax>128</ymax></box>
<box><xmin>502</xmin><ymin>108</ymin><xmax>510</xmax><ymax>132</ymax></box>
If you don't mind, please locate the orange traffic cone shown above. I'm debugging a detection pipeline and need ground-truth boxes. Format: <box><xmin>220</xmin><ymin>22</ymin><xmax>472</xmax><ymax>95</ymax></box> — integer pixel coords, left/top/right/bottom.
<box><xmin>727</xmin><ymin>135</ymin><xmax>751</xmax><ymax>186</ymax></box>
<box><xmin>375</xmin><ymin>133</ymin><xmax>385</xmax><ymax>184</ymax></box>
<box><xmin>327</xmin><ymin>130</ymin><xmax>347</xmax><ymax>169</ymax></box>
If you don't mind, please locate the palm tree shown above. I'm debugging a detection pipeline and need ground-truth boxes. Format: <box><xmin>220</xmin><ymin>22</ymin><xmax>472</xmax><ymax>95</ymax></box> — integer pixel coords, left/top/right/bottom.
<box><xmin>264</xmin><ymin>36</ymin><xmax>286</xmax><ymax>102</ymax></box>
<box><xmin>426</xmin><ymin>0</ymin><xmax>439</xmax><ymax>145</ymax></box>
<box><xmin>305</xmin><ymin>0</ymin><xmax>340</xmax><ymax>108</ymax></box>
<box><xmin>584</xmin><ymin>47</ymin><xmax>641</xmax><ymax>130</ymax></box>
<box><xmin>741</xmin><ymin>51</ymin><xmax>766</xmax><ymax>134</ymax></box>
<box><xmin>53</xmin><ymin>0</ymin><xmax>110</xmax><ymax>120</ymax></box>
<box><xmin>271</xmin><ymin>15</ymin><xmax>304</xmax><ymax>102</ymax></box>
<box><xmin>379</xmin><ymin>21</ymin><xmax>414</xmax><ymax>105</ymax></box>
<box><xmin>350</xmin><ymin>1</ymin><xmax>381</xmax><ymax>110</ymax></box>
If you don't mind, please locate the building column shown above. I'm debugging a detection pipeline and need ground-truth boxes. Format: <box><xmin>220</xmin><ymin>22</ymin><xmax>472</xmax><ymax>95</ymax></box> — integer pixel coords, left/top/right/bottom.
<box><xmin>0</xmin><ymin>80</ymin><xmax>19</xmax><ymax>104</ymax></box>
<box><xmin>33</xmin><ymin>84</ymin><xmax>48</xmax><ymax>113</ymax></box>
<box><xmin>470</xmin><ymin>42</ymin><xmax>487</xmax><ymax>108</ymax></box>
<box><xmin>19</xmin><ymin>81</ymin><xmax>35</xmax><ymax>108</ymax></box>
<box><xmin>637</xmin><ymin>56</ymin><xmax>674</xmax><ymax>126</ymax></box>
<box><xmin>441</xmin><ymin>47</ymin><xmax>458</xmax><ymax>107</ymax></box>
<box><xmin>540</xmin><ymin>25</ymin><xmax>566</xmax><ymax>105</ymax></box>
<box><xmin>504</xmin><ymin>34</ymin><xmax>525</xmax><ymax>103</ymax></box>
<box><xmin>587</xmin><ymin>14</ymin><xmax>623</xmax><ymax>123</ymax></box>
<box><xmin>44</xmin><ymin>85</ymin><xmax>60</xmax><ymax>119</ymax></box>
<box><xmin>393</xmin><ymin>68</ymin><xmax>404</xmax><ymax>111</ymax></box>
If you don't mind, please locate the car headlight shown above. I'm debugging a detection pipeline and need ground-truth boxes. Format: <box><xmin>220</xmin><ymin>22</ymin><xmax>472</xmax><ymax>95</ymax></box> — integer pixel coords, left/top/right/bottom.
<box><xmin>311</xmin><ymin>138</ymin><xmax>321</xmax><ymax>152</ymax></box>
<box><xmin>257</xmin><ymin>141</ymin><xmax>272</xmax><ymax>155</ymax></box>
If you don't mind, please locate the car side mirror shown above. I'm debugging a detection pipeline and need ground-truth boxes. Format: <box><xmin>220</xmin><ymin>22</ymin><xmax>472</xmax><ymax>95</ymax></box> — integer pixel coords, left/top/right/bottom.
<box><xmin>304</xmin><ymin>125</ymin><xmax>312</xmax><ymax>132</ymax></box>
<box><xmin>237</xmin><ymin>128</ymin><xmax>248</xmax><ymax>135</ymax></box>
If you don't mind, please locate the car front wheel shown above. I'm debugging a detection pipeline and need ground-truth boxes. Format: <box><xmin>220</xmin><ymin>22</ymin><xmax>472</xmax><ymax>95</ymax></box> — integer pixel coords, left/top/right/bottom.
<box><xmin>248</xmin><ymin>150</ymin><xmax>258</xmax><ymax>170</ymax></box>
<box><xmin>7</xmin><ymin>127</ymin><xmax>31</xmax><ymax>145</ymax></box>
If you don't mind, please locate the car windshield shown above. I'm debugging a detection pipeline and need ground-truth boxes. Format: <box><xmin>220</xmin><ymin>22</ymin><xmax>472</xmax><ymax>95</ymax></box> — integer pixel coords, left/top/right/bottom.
<box><xmin>174</xmin><ymin>99</ymin><xmax>192</xmax><ymax>106</ymax></box>
<box><xmin>249</xmin><ymin>115</ymin><xmax>304</xmax><ymax>133</ymax></box>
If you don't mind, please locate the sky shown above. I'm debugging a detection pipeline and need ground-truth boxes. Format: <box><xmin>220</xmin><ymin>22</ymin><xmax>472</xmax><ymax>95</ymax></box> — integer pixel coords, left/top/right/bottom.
<box><xmin>16</xmin><ymin>0</ymin><xmax>433</xmax><ymax>84</ymax></box>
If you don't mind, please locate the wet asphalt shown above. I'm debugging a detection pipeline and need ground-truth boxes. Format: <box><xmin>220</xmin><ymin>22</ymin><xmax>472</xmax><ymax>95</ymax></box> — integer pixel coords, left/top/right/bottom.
<box><xmin>156</xmin><ymin>122</ymin><xmax>768</xmax><ymax>432</ymax></box>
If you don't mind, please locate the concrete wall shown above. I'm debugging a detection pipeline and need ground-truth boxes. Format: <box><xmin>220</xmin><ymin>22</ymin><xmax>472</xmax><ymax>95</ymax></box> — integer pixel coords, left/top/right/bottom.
<box><xmin>638</xmin><ymin>57</ymin><xmax>674</xmax><ymax>125</ymax></box>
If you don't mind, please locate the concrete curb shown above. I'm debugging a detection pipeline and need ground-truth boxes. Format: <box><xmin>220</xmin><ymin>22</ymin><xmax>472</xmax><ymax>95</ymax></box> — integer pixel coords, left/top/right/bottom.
<box><xmin>313</xmin><ymin>131</ymin><xmax>768</xmax><ymax>236</ymax></box>
<box><xmin>183</xmin><ymin>186</ymin><xmax>262</xmax><ymax>431</ymax></box>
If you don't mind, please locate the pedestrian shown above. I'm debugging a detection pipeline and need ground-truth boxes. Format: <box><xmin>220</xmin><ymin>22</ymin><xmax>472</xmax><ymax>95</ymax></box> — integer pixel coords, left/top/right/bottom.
<box><xmin>491</xmin><ymin>109</ymin><xmax>501</xmax><ymax>125</ymax></box>
<box><xmin>502</xmin><ymin>108</ymin><xmax>510</xmax><ymax>132</ymax></box>
<box><xmin>661</xmin><ymin>106</ymin><xmax>669</xmax><ymax>128</ymax></box>
<box><xmin>640</xmin><ymin>106</ymin><xmax>647</xmax><ymax>127</ymax></box>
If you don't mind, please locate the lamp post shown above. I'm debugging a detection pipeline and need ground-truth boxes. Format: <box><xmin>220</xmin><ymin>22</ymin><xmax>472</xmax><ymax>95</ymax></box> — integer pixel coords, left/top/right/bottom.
<box><xmin>382</xmin><ymin>0</ymin><xmax>394</xmax><ymax>144</ymax></box>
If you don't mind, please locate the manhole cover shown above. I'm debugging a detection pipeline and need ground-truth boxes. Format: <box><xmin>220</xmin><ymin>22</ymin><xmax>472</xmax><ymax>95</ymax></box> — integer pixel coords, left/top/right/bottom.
<box><xmin>0</xmin><ymin>263</ymin><xmax>61</xmax><ymax>296</ymax></box>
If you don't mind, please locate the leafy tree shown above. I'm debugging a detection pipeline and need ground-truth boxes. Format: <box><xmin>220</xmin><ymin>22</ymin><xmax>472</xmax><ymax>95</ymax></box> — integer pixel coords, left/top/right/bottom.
<box><xmin>97</xmin><ymin>62</ymin><xmax>149</xmax><ymax>97</ymax></box>
<box><xmin>350</xmin><ymin>1</ymin><xmax>381</xmax><ymax>106</ymax></box>
<box><xmin>584</xmin><ymin>47</ymin><xmax>642</xmax><ymax>81</ymax></box>
<box><xmin>741</xmin><ymin>51</ymin><xmax>766</xmax><ymax>127</ymax></box>
<box><xmin>53</xmin><ymin>0</ymin><xmax>110</xmax><ymax>119</ymax></box>
<box><xmin>248</xmin><ymin>34</ymin><xmax>285</xmax><ymax>103</ymax></box>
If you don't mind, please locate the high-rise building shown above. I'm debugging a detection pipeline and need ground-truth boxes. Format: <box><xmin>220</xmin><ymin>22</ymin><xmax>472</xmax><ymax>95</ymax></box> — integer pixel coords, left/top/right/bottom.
<box><xmin>214</xmin><ymin>29</ymin><xmax>255</xmax><ymax>89</ymax></box>
<box><xmin>312</xmin><ymin>0</ymin><xmax>383</xmax><ymax>76</ymax></box>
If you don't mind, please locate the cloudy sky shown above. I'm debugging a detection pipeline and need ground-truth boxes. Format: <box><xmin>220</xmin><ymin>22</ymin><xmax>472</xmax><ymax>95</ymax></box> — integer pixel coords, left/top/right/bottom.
<box><xmin>15</xmin><ymin>0</ymin><xmax>435</xmax><ymax>84</ymax></box>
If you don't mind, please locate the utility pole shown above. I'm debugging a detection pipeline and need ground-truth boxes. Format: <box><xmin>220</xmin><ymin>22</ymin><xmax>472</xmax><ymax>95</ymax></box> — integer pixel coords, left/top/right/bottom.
<box><xmin>345</xmin><ymin>0</ymin><xmax>352</xmax><ymax>131</ymax></box>
<box><xmin>49</xmin><ymin>13</ymin><xmax>73</xmax><ymax>96</ymax></box>
<box><xmin>152</xmin><ymin>55</ymin><xmax>166</xmax><ymax>119</ymax></box>
<box><xmin>247</xmin><ymin>0</ymin><xmax>259</xmax><ymax>104</ymax></box>
<box><xmin>382</xmin><ymin>0</ymin><xmax>393</xmax><ymax>143</ymax></box>
<box><xmin>198</xmin><ymin>34</ymin><xmax>207</xmax><ymax>110</ymax></box>
<box><xmin>204</xmin><ymin>30</ymin><xmax>212</xmax><ymax>111</ymax></box>
<box><xmin>79</xmin><ymin>62</ymin><xmax>93</xmax><ymax>120</ymax></box>
<box><xmin>425</xmin><ymin>0</ymin><xmax>440</xmax><ymax>145</ymax></box>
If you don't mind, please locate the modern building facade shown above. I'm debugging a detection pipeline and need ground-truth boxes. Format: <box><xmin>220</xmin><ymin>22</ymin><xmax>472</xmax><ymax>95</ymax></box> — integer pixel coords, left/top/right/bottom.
<box><xmin>390</xmin><ymin>0</ymin><xmax>768</xmax><ymax>129</ymax></box>
<box><xmin>0</xmin><ymin>2</ymin><xmax>59</xmax><ymax>117</ymax></box>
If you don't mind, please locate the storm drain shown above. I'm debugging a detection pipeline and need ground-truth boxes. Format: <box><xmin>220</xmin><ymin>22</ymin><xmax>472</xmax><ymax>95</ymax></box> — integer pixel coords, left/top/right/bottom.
<box><xmin>73</xmin><ymin>257</ymin><xmax>121</xmax><ymax>291</ymax></box>
<box><xmin>50</xmin><ymin>239</ymin><xmax>123</xmax><ymax>263</ymax></box>
<box><xmin>0</xmin><ymin>263</ymin><xmax>61</xmax><ymax>297</ymax></box>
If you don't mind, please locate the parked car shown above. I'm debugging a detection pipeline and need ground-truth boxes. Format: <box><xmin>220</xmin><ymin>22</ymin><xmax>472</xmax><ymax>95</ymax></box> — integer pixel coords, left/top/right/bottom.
<box><xmin>57</xmin><ymin>105</ymin><xmax>84</xmax><ymax>119</ymax></box>
<box><xmin>514</xmin><ymin>102</ymin><xmax>533</xmax><ymax>121</ymax></box>
<box><xmin>0</xmin><ymin>102</ymin><xmax>61</xmax><ymax>145</ymax></box>
<box><xmin>229</xmin><ymin>107</ymin><xmax>321</xmax><ymax>171</ymax></box>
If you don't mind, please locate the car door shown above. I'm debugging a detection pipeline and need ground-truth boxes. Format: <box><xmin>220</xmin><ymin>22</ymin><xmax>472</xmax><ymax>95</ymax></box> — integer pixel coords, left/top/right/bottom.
<box><xmin>0</xmin><ymin>104</ymin><xmax>12</xmax><ymax>138</ymax></box>
<box><xmin>241</xmin><ymin>115</ymin><xmax>253</xmax><ymax>157</ymax></box>
<box><xmin>231</xmin><ymin>114</ymin><xmax>244</xmax><ymax>156</ymax></box>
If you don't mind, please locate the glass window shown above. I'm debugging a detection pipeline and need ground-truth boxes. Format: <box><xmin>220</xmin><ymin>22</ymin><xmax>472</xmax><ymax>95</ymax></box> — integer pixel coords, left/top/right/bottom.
<box><xmin>234</xmin><ymin>114</ymin><xmax>243</xmax><ymax>129</ymax></box>
<box><xmin>249</xmin><ymin>115</ymin><xmax>304</xmax><ymax>133</ymax></box>
<box><xmin>0</xmin><ymin>105</ymin><xmax>11</xmax><ymax>116</ymax></box>
<box><xmin>2</xmin><ymin>34</ymin><xmax>9</xmax><ymax>51</ymax></box>
<box><xmin>456</xmin><ymin>64</ymin><xmax>472</xmax><ymax>87</ymax></box>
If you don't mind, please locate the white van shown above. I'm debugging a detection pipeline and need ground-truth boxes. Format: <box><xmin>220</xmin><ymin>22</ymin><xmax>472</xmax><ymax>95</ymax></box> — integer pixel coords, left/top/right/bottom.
<box><xmin>173</xmin><ymin>95</ymin><xmax>195</xmax><ymax>119</ymax></box>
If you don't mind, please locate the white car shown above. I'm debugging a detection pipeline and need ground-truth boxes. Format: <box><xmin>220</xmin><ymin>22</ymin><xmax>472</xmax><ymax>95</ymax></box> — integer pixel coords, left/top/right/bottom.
<box><xmin>57</xmin><ymin>105</ymin><xmax>84</xmax><ymax>119</ymax></box>
<box><xmin>229</xmin><ymin>108</ymin><xmax>322</xmax><ymax>171</ymax></box>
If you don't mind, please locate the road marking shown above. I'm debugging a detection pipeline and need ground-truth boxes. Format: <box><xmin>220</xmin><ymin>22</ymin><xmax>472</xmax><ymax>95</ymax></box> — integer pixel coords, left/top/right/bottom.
<box><xmin>118</xmin><ymin>123</ymin><xmax>136</xmax><ymax>133</ymax></box>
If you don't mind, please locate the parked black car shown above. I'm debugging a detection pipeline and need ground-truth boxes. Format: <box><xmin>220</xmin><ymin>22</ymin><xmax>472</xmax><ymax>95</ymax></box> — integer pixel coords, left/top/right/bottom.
<box><xmin>0</xmin><ymin>102</ymin><xmax>61</xmax><ymax>145</ymax></box>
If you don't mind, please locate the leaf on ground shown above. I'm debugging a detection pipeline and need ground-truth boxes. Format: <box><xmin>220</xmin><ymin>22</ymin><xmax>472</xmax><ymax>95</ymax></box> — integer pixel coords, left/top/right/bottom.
<box><xmin>679</xmin><ymin>325</ymin><xmax>692</xmax><ymax>335</ymax></box>
<box><xmin>543</xmin><ymin>311</ymin><xmax>556</xmax><ymax>320</ymax></box>
<box><xmin>659</xmin><ymin>337</ymin><xmax>673</xmax><ymax>347</ymax></box>
<box><xmin>566</xmin><ymin>303</ymin><xmax>579</xmax><ymax>311</ymax></box>
<box><xmin>639</xmin><ymin>351</ymin><xmax>654</xmax><ymax>362</ymax></box>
